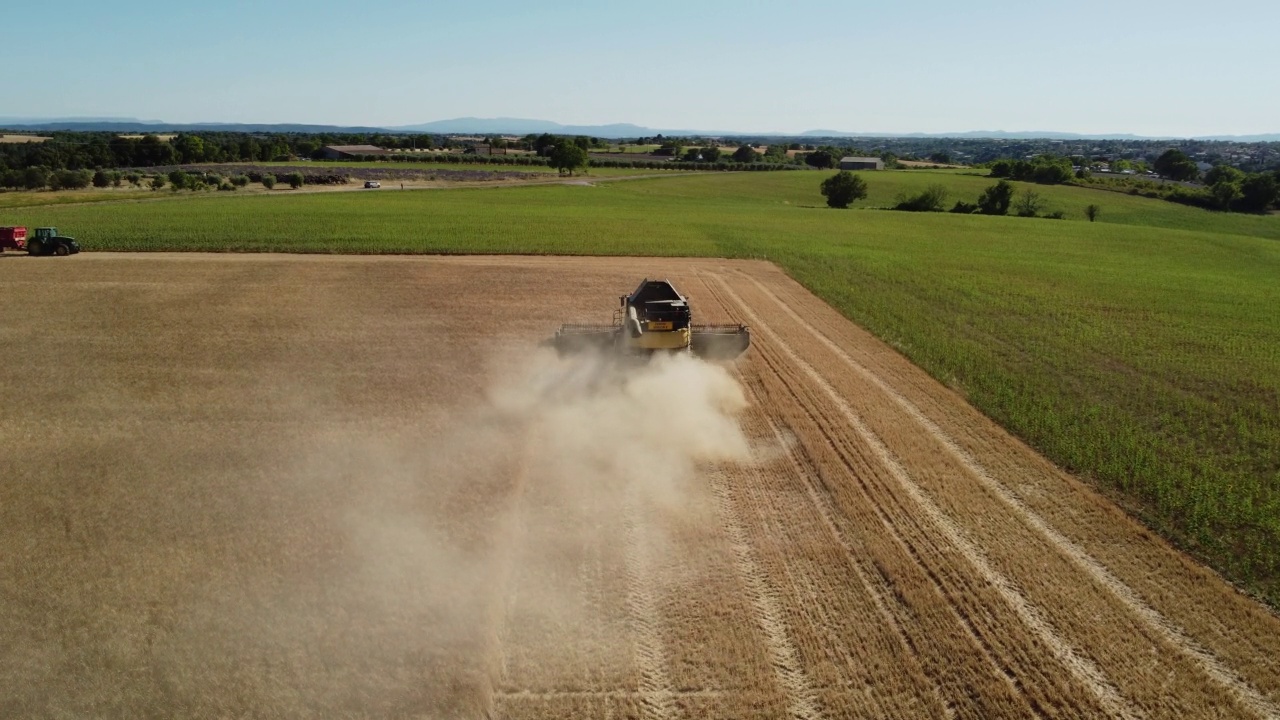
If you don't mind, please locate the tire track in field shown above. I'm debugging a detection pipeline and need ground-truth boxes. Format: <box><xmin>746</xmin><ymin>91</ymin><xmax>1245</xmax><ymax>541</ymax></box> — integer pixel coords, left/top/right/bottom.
<box><xmin>706</xmin><ymin>467</ymin><xmax>824</xmax><ymax>720</ymax></box>
<box><xmin>746</xmin><ymin>333</ymin><xmax>1053</xmax><ymax>719</ymax></box>
<box><xmin>494</xmin><ymin>689</ymin><xmax>727</xmax><ymax>700</ymax></box>
<box><xmin>738</xmin><ymin>271</ymin><xmax>1280</xmax><ymax>720</ymax></box>
<box><xmin>712</xmin><ymin>275</ymin><xmax>1141</xmax><ymax>720</ymax></box>
<box><xmin>736</xmin><ymin>402</ymin><xmax>959</xmax><ymax>720</ymax></box>
<box><xmin>698</xmin><ymin>271</ymin><xmax>1030</xmax><ymax>718</ymax></box>
<box><xmin>623</xmin><ymin>490</ymin><xmax>675</xmax><ymax>720</ymax></box>
<box><xmin>485</xmin><ymin>425</ymin><xmax>534</xmax><ymax>716</ymax></box>
<box><xmin>699</xmin><ymin>270</ymin><xmax>1055</xmax><ymax>718</ymax></box>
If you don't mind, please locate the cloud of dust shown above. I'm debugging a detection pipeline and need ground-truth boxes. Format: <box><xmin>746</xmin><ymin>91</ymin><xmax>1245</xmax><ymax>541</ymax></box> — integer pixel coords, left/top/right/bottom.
<box><xmin>156</xmin><ymin>346</ymin><xmax>754</xmax><ymax>716</ymax></box>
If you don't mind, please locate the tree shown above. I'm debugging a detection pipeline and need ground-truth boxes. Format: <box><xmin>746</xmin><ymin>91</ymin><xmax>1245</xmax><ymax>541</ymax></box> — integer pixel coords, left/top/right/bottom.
<box><xmin>683</xmin><ymin>147</ymin><xmax>702</xmax><ymax>161</ymax></box>
<box><xmin>1204</xmin><ymin>165</ymin><xmax>1245</xmax><ymax>187</ymax></box>
<box><xmin>1154</xmin><ymin>149</ymin><xmax>1198</xmax><ymax>181</ymax></box>
<box><xmin>261</xmin><ymin>174</ymin><xmax>276</xmax><ymax>189</ymax></box>
<box><xmin>22</xmin><ymin>166</ymin><xmax>50</xmax><ymax>190</ymax></box>
<box><xmin>701</xmin><ymin>146</ymin><xmax>721</xmax><ymax>162</ymax></box>
<box><xmin>895</xmin><ymin>184</ymin><xmax>949</xmax><ymax>212</ymax></box>
<box><xmin>137</xmin><ymin>134</ymin><xmax>177</xmax><ymax>165</ymax></box>
<box><xmin>173</xmin><ymin>134</ymin><xmax>205</xmax><ymax>164</ymax></box>
<box><xmin>51</xmin><ymin>169</ymin><xmax>92</xmax><ymax>190</ymax></box>
<box><xmin>732</xmin><ymin>144</ymin><xmax>759</xmax><ymax>163</ymax></box>
<box><xmin>989</xmin><ymin>159</ymin><xmax>1013</xmax><ymax>177</ymax></box>
<box><xmin>92</xmin><ymin>169</ymin><xmax>111</xmax><ymax>188</ymax></box>
<box><xmin>1085</xmin><ymin>204</ymin><xmax>1101</xmax><ymax>222</ymax></box>
<box><xmin>286</xmin><ymin>172</ymin><xmax>304</xmax><ymax>189</ymax></box>
<box><xmin>1239</xmin><ymin>173</ymin><xmax>1279</xmax><ymax>212</ymax></box>
<box><xmin>820</xmin><ymin>171</ymin><xmax>868</xmax><ymax>209</ymax></box>
<box><xmin>805</xmin><ymin>149</ymin><xmax>837</xmax><ymax>169</ymax></box>
<box><xmin>533</xmin><ymin>133</ymin><xmax>558</xmax><ymax>156</ymax></box>
<box><xmin>977</xmin><ymin>180</ymin><xmax>1015</xmax><ymax>215</ymax></box>
<box><xmin>1014</xmin><ymin>188</ymin><xmax>1045</xmax><ymax>217</ymax></box>
<box><xmin>150</xmin><ymin>175</ymin><xmax>165</xmax><ymax>191</ymax></box>
<box><xmin>549</xmin><ymin>142</ymin><xmax>589</xmax><ymax>175</ymax></box>
<box><xmin>1210</xmin><ymin>180</ymin><xmax>1240</xmax><ymax>211</ymax></box>
<box><xmin>168</xmin><ymin>169</ymin><xmax>188</xmax><ymax>190</ymax></box>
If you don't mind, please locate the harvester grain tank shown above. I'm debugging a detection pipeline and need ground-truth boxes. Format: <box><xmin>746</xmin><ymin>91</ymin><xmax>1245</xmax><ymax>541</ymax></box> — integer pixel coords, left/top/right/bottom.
<box><xmin>554</xmin><ymin>279</ymin><xmax>750</xmax><ymax>360</ymax></box>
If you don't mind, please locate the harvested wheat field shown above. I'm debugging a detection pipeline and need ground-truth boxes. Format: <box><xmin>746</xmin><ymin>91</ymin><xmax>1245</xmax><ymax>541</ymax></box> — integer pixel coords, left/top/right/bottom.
<box><xmin>2</xmin><ymin>253</ymin><xmax>1278</xmax><ymax>719</ymax></box>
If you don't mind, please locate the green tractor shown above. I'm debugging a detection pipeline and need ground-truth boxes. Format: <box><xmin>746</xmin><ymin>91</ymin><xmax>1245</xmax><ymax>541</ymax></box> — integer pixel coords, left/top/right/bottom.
<box><xmin>26</xmin><ymin>227</ymin><xmax>80</xmax><ymax>256</ymax></box>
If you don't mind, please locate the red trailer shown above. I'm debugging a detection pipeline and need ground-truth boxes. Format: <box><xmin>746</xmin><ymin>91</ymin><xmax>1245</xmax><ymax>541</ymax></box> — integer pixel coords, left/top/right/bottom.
<box><xmin>0</xmin><ymin>226</ymin><xmax>28</xmax><ymax>252</ymax></box>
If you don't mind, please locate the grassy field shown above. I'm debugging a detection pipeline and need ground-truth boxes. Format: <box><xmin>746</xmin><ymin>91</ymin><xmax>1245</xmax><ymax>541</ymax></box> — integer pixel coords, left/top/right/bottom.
<box><xmin>0</xmin><ymin>188</ymin><xmax>158</xmax><ymax>209</ymax></box>
<box><xmin>10</xmin><ymin>169</ymin><xmax>1280</xmax><ymax>604</ymax></box>
<box><xmin>249</xmin><ymin>159</ymin><xmax>689</xmax><ymax>177</ymax></box>
<box><xmin>0</xmin><ymin>134</ymin><xmax>51</xmax><ymax>143</ymax></box>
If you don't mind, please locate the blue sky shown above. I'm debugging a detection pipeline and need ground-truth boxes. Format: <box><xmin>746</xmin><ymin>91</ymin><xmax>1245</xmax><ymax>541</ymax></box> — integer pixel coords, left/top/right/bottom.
<box><xmin>4</xmin><ymin>0</ymin><xmax>1277</xmax><ymax>136</ymax></box>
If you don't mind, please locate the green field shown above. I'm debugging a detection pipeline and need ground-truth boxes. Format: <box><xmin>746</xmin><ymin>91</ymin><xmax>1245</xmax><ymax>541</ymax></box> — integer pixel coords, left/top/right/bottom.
<box><xmin>0</xmin><ymin>189</ymin><xmax>157</xmax><ymax>210</ymax></box>
<box><xmin>8</xmin><ymin>169</ymin><xmax>1280</xmax><ymax>605</ymax></box>
<box><xmin>249</xmin><ymin>159</ymin><xmax>692</xmax><ymax>177</ymax></box>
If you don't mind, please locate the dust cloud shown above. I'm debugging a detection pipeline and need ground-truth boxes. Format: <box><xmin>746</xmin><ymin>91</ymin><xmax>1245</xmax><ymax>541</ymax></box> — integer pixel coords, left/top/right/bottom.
<box><xmin>149</xmin><ymin>347</ymin><xmax>753</xmax><ymax>716</ymax></box>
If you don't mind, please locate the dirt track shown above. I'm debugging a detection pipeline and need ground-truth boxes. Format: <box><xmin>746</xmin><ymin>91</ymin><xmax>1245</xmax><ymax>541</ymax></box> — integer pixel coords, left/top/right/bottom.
<box><xmin>2</xmin><ymin>254</ymin><xmax>1278</xmax><ymax>719</ymax></box>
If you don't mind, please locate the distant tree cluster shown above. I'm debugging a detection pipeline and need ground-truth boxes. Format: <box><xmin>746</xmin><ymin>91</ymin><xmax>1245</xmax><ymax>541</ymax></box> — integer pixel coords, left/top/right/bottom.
<box><xmin>1201</xmin><ymin>160</ymin><xmax>1279</xmax><ymax>212</ymax></box>
<box><xmin>988</xmin><ymin>155</ymin><xmax>1074</xmax><ymax>184</ymax></box>
<box><xmin>1153</xmin><ymin>149</ymin><xmax>1199</xmax><ymax>182</ymax></box>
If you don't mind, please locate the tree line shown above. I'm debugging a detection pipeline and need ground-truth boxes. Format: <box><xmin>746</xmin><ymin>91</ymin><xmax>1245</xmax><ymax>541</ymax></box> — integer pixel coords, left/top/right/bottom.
<box><xmin>978</xmin><ymin>150</ymin><xmax>1280</xmax><ymax>213</ymax></box>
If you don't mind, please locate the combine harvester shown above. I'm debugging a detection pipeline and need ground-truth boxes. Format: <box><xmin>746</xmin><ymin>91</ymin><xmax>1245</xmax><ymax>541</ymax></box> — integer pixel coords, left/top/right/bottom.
<box><xmin>554</xmin><ymin>279</ymin><xmax>750</xmax><ymax>360</ymax></box>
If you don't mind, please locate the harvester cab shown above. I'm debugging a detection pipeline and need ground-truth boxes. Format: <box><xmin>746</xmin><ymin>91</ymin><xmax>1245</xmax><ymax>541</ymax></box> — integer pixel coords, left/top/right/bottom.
<box><xmin>554</xmin><ymin>278</ymin><xmax>750</xmax><ymax>360</ymax></box>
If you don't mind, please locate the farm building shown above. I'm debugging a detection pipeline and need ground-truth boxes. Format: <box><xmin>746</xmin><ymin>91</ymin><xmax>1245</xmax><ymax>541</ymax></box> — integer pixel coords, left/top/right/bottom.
<box><xmin>319</xmin><ymin>145</ymin><xmax>392</xmax><ymax>160</ymax></box>
<box><xmin>840</xmin><ymin>156</ymin><xmax>884</xmax><ymax>170</ymax></box>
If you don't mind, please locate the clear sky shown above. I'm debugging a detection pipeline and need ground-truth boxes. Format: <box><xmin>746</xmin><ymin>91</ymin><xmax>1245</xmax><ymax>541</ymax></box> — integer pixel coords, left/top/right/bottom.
<box><xmin>4</xmin><ymin>0</ymin><xmax>1276</xmax><ymax>136</ymax></box>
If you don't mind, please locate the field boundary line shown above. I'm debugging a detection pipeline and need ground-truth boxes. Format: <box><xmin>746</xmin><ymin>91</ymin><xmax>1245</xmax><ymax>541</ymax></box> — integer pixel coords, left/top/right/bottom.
<box><xmin>623</xmin><ymin>489</ymin><xmax>675</xmax><ymax>720</ymax></box>
<box><xmin>707</xmin><ymin>467</ymin><xmax>824</xmax><ymax>720</ymax></box>
<box><xmin>713</xmin><ymin>276</ymin><xmax>1141</xmax><ymax>720</ymax></box>
<box><xmin>740</xmin><ymin>272</ymin><xmax>1280</xmax><ymax>720</ymax></box>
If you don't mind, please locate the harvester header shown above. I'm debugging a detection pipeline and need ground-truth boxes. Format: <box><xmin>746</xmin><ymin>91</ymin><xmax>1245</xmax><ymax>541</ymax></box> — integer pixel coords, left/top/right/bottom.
<box><xmin>554</xmin><ymin>279</ymin><xmax>750</xmax><ymax>360</ymax></box>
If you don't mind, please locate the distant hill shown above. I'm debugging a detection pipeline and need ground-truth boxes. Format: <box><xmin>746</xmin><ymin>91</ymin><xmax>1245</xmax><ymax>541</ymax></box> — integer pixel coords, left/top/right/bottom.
<box><xmin>0</xmin><ymin>116</ymin><xmax>162</xmax><ymax>125</ymax></box>
<box><xmin>389</xmin><ymin>117</ymin><xmax>705</xmax><ymax>137</ymax></box>
<box><xmin>0</xmin><ymin>120</ymin><xmax>394</xmax><ymax>134</ymax></box>
<box><xmin>1</xmin><ymin>117</ymin><xmax>1276</xmax><ymax>142</ymax></box>
<box><xmin>800</xmin><ymin>128</ymin><xmax>1280</xmax><ymax>142</ymax></box>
